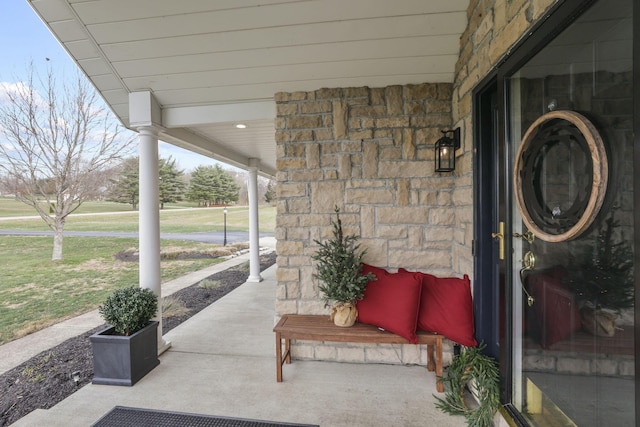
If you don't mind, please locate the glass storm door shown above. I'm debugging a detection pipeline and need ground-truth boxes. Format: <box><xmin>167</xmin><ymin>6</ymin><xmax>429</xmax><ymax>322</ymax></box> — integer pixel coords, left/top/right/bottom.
<box><xmin>506</xmin><ymin>0</ymin><xmax>634</xmax><ymax>425</ymax></box>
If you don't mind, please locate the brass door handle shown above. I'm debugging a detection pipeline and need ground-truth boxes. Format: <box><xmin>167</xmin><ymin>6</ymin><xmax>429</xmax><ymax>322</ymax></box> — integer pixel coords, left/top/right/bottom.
<box><xmin>519</xmin><ymin>251</ymin><xmax>536</xmax><ymax>307</ymax></box>
<box><xmin>514</xmin><ymin>230</ymin><xmax>535</xmax><ymax>244</ymax></box>
<box><xmin>491</xmin><ymin>221</ymin><xmax>505</xmax><ymax>260</ymax></box>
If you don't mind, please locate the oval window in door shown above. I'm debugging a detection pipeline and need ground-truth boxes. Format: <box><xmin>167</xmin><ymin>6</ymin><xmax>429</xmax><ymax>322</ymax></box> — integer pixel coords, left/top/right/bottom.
<box><xmin>514</xmin><ymin>110</ymin><xmax>608</xmax><ymax>242</ymax></box>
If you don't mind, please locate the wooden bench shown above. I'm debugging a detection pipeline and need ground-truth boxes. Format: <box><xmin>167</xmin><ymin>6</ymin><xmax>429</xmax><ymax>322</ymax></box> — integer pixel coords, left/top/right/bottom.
<box><xmin>273</xmin><ymin>314</ymin><xmax>444</xmax><ymax>392</ymax></box>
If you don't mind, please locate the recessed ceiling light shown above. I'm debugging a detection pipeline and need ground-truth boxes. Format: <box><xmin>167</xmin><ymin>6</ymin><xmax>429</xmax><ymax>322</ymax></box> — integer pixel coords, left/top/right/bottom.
<box><xmin>235</xmin><ymin>123</ymin><xmax>247</xmax><ymax>129</ymax></box>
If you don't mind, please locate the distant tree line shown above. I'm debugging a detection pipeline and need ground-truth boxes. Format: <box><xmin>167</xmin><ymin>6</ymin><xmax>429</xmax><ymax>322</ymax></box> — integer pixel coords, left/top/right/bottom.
<box><xmin>105</xmin><ymin>157</ymin><xmax>276</xmax><ymax>210</ymax></box>
<box><xmin>1</xmin><ymin>155</ymin><xmax>276</xmax><ymax>211</ymax></box>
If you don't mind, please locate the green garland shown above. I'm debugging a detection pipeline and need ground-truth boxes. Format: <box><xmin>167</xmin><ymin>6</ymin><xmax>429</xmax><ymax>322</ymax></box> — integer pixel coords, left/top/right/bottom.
<box><xmin>435</xmin><ymin>345</ymin><xmax>500</xmax><ymax>427</ymax></box>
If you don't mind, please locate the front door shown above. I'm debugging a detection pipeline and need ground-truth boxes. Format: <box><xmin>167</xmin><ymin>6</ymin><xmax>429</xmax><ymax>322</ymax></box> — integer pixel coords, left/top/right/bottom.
<box><xmin>477</xmin><ymin>0</ymin><xmax>635</xmax><ymax>425</ymax></box>
<box><xmin>474</xmin><ymin>80</ymin><xmax>502</xmax><ymax>362</ymax></box>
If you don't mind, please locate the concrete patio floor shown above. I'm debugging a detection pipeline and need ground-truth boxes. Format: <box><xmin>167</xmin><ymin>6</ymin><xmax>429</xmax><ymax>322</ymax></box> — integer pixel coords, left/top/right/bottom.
<box><xmin>13</xmin><ymin>264</ymin><xmax>467</xmax><ymax>427</ymax></box>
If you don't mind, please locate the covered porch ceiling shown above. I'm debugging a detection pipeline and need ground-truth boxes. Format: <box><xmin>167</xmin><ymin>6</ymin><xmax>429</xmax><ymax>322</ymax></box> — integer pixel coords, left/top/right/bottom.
<box><xmin>29</xmin><ymin>0</ymin><xmax>470</xmax><ymax>178</ymax></box>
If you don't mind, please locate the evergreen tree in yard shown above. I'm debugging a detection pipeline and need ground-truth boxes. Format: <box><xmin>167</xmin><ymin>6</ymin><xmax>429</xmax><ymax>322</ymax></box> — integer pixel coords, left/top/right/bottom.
<box><xmin>108</xmin><ymin>156</ymin><xmax>186</xmax><ymax>210</ymax></box>
<box><xmin>187</xmin><ymin>164</ymin><xmax>240</xmax><ymax>206</ymax></box>
<box><xmin>158</xmin><ymin>157</ymin><xmax>186</xmax><ymax>209</ymax></box>
<box><xmin>215</xmin><ymin>165</ymin><xmax>240</xmax><ymax>205</ymax></box>
<box><xmin>187</xmin><ymin>165</ymin><xmax>217</xmax><ymax>206</ymax></box>
<box><xmin>108</xmin><ymin>157</ymin><xmax>139</xmax><ymax>209</ymax></box>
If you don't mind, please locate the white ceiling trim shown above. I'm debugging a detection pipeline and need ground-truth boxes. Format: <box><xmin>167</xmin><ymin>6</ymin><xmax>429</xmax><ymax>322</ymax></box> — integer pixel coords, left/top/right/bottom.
<box><xmin>99</xmin><ymin>14</ymin><xmax>466</xmax><ymax>63</ymax></box>
<box><xmin>163</xmin><ymin>101</ymin><xmax>276</xmax><ymax>128</ymax></box>
<box><xmin>28</xmin><ymin>0</ymin><xmax>472</xmax><ymax>179</ymax></box>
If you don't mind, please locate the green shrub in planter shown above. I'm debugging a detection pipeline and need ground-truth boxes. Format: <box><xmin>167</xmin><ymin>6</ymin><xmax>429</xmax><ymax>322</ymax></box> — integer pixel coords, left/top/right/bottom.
<box><xmin>99</xmin><ymin>287</ymin><xmax>158</xmax><ymax>336</ymax></box>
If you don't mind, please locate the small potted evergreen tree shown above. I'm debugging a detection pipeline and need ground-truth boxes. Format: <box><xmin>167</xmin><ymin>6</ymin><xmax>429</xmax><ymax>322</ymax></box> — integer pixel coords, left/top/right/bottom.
<box><xmin>565</xmin><ymin>208</ymin><xmax>634</xmax><ymax>336</ymax></box>
<box><xmin>312</xmin><ymin>206</ymin><xmax>374</xmax><ymax>327</ymax></box>
<box><xmin>90</xmin><ymin>286</ymin><xmax>160</xmax><ymax>386</ymax></box>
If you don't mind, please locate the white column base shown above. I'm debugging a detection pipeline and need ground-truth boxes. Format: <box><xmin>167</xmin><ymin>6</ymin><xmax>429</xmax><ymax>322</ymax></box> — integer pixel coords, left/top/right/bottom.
<box><xmin>158</xmin><ymin>339</ymin><xmax>172</xmax><ymax>356</ymax></box>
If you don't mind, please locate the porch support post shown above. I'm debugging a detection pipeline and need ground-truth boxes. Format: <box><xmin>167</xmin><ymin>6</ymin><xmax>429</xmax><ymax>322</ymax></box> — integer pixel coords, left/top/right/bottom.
<box><xmin>138</xmin><ymin>127</ymin><xmax>170</xmax><ymax>354</ymax></box>
<box><xmin>247</xmin><ymin>158</ymin><xmax>262</xmax><ymax>282</ymax></box>
<box><xmin>130</xmin><ymin>91</ymin><xmax>170</xmax><ymax>355</ymax></box>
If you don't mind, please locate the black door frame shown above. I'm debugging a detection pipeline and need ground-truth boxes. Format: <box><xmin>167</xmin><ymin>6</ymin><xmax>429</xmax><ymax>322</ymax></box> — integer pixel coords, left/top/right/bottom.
<box><xmin>472</xmin><ymin>78</ymin><xmax>500</xmax><ymax>362</ymax></box>
<box><xmin>633</xmin><ymin>0</ymin><xmax>640</xmax><ymax>418</ymax></box>
<box><xmin>472</xmin><ymin>0</ymin><xmax>639</xmax><ymax>424</ymax></box>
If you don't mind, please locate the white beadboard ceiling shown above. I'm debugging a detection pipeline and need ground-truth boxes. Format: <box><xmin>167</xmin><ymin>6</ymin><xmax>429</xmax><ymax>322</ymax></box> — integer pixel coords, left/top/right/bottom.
<box><xmin>29</xmin><ymin>0</ymin><xmax>470</xmax><ymax>177</ymax></box>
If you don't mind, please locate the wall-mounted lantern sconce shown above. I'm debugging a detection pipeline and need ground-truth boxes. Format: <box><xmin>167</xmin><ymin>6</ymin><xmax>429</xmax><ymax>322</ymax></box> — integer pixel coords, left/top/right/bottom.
<box><xmin>434</xmin><ymin>128</ymin><xmax>461</xmax><ymax>172</ymax></box>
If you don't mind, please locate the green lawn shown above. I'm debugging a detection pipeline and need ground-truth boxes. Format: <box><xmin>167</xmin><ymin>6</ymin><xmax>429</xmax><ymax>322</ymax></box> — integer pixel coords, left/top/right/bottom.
<box><xmin>0</xmin><ymin>198</ymin><xmax>138</xmax><ymax>217</ymax></box>
<box><xmin>0</xmin><ymin>202</ymin><xmax>276</xmax><ymax>233</ymax></box>
<box><xmin>0</xmin><ymin>237</ymin><xmax>243</xmax><ymax>345</ymax></box>
<box><xmin>0</xmin><ymin>200</ymin><xmax>276</xmax><ymax>345</ymax></box>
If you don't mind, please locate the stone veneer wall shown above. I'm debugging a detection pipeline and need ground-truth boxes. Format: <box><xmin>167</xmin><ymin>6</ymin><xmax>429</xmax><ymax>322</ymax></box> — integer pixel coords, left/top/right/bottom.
<box><xmin>274</xmin><ymin>84</ymin><xmax>457</xmax><ymax>365</ymax></box>
<box><xmin>272</xmin><ymin>0</ymin><xmax>561</xmax><ymax>366</ymax></box>
<box><xmin>450</xmin><ymin>0</ymin><xmax>559</xmax><ymax>274</ymax></box>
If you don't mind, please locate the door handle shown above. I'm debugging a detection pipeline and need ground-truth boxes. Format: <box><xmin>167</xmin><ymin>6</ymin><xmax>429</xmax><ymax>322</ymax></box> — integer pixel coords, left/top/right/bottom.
<box><xmin>514</xmin><ymin>227</ymin><xmax>536</xmax><ymax>306</ymax></box>
<box><xmin>514</xmin><ymin>230</ymin><xmax>535</xmax><ymax>244</ymax></box>
<box><xmin>491</xmin><ymin>221</ymin><xmax>505</xmax><ymax>260</ymax></box>
<box><xmin>519</xmin><ymin>251</ymin><xmax>536</xmax><ymax>307</ymax></box>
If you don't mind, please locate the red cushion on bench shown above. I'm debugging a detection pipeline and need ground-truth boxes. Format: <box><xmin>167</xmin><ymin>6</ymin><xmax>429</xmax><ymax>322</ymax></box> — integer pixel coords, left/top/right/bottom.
<box><xmin>357</xmin><ymin>264</ymin><xmax>422</xmax><ymax>344</ymax></box>
<box><xmin>400</xmin><ymin>269</ymin><xmax>477</xmax><ymax>347</ymax></box>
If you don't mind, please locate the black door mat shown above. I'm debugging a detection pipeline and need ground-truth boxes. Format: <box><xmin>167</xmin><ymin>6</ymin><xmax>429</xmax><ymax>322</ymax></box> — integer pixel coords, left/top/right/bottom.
<box><xmin>92</xmin><ymin>406</ymin><xmax>319</xmax><ymax>427</ymax></box>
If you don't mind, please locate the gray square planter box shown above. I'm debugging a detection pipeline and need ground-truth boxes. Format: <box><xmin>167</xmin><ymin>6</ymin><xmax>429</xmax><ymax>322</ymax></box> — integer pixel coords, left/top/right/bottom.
<box><xmin>90</xmin><ymin>321</ymin><xmax>160</xmax><ymax>386</ymax></box>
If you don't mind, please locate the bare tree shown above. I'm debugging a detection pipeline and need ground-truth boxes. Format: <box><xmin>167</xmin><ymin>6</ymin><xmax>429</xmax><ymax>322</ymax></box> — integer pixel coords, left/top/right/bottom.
<box><xmin>0</xmin><ymin>66</ymin><xmax>134</xmax><ymax>261</ymax></box>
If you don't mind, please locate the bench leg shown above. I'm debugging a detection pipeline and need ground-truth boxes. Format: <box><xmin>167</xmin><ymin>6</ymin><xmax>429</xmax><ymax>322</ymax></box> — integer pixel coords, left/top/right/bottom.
<box><xmin>276</xmin><ymin>333</ymin><xmax>292</xmax><ymax>382</ymax></box>
<box><xmin>276</xmin><ymin>332</ymin><xmax>283</xmax><ymax>382</ymax></box>
<box><xmin>427</xmin><ymin>344</ymin><xmax>435</xmax><ymax>372</ymax></box>
<box><xmin>435</xmin><ymin>339</ymin><xmax>443</xmax><ymax>393</ymax></box>
<box><xmin>284</xmin><ymin>337</ymin><xmax>291</xmax><ymax>364</ymax></box>
<box><xmin>426</xmin><ymin>341</ymin><xmax>444</xmax><ymax>392</ymax></box>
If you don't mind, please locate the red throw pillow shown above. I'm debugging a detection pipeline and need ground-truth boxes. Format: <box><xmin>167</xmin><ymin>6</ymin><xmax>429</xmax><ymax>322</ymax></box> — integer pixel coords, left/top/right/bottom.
<box><xmin>401</xmin><ymin>269</ymin><xmax>477</xmax><ymax>347</ymax></box>
<box><xmin>527</xmin><ymin>272</ymin><xmax>581</xmax><ymax>348</ymax></box>
<box><xmin>357</xmin><ymin>266</ymin><xmax>422</xmax><ymax>344</ymax></box>
<box><xmin>361</xmin><ymin>263</ymin><xmax>389</xmax><ymax>277</ymax></box>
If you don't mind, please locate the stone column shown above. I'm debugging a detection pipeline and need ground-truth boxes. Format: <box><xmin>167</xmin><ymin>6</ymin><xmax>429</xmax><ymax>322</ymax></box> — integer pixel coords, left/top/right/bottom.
<box><xmin>138</xmin><ymin>126</ymin><xmax>171</xmax><ymax>354</ymax></box>
<box><xmin>247</xmin><ymin>158</ymin><xmax>262</xmax><ymax>282</ymax></box>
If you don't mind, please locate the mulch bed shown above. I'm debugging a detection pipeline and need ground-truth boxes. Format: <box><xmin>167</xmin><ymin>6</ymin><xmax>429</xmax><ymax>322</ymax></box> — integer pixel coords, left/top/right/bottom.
<box><xmin>0</xmin><ymin>252</ymin><xmax>276</xmax><ymax>427</ymax></box>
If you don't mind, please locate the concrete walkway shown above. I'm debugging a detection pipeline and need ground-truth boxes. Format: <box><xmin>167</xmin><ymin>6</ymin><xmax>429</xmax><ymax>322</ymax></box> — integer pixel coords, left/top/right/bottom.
<box><xmin>10</xmin><ymin>243</ymin><xmax>467</xmax><ymax>427</ymax></box>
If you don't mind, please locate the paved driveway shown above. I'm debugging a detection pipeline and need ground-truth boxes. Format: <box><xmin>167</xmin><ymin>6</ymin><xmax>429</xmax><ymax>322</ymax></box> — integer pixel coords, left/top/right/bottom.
<box><xmin>0</xmin><ymin>230</ymin><xmax>273</xmax><ymax>245</ymax></box>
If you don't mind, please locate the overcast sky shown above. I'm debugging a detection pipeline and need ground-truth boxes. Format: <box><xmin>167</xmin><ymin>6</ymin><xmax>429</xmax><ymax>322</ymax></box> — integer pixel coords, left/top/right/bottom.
<box><xmin>0</xmin><ymin>0</ymin><xmax>229</xmax><ymax>173</ymax></box>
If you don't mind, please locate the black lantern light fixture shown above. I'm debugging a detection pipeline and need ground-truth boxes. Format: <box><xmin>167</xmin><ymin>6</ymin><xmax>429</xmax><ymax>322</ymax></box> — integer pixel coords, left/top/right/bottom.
<box><xmin>434</xmin><ymin>128</ymin><xmax>461</xmax><ymax>172</ymax></box>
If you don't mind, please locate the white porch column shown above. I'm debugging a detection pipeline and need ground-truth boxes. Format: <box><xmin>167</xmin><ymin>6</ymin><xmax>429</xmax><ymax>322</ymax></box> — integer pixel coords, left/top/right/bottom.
<box><xmin>138</xmin><ymin>126</ymin><xmax>171</xmax><ymax>354</ymax></box>
<box><xmin>247</xmin><ymin>158</ymin><xmax>262</xmax><ymax>282</ymax></box>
